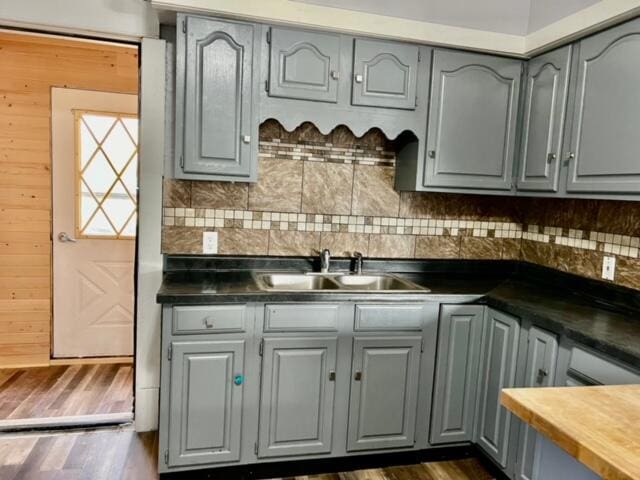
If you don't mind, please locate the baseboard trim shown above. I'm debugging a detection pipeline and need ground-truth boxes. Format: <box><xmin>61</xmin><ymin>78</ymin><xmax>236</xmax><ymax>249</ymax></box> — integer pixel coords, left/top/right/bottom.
<box><xmin>0</xmin><ymin>412</ymin><xmax>133</xmax><ymax>432</ymax></box>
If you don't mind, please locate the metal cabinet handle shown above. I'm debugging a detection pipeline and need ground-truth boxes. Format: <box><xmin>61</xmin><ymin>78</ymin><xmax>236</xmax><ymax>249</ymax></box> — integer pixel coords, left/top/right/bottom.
<box><xmin>354</xmin><ymin>371</ymin><xmax>362</xmax><ymax>381</ymax></box>
<box><xmin>330</xmin><ymin>70</ymin><xmax>340</xmax><ymax>80</ymax></box>
<box><xmin>203</xmin><ymin>317</ymin><xmax>214</xmax><ymax>328</ymax></box>
<box><xmin>536</xmin><ymin>368</ymin><xmax>548</xmax><ymax>384</ymax></box>
<box><xmin>58</xmin><ymin>232</ymin><xmax>77</xmax><ymax>243</ymax></box>
<box><xmin>329</xmin><ymin>370</ymin><xmax>336</xmax><ymax>382</ymax></box>
<box><xmin>564</xmin><ymin>152</ymin><xmax>575</xmax><ymax>166</ymax></box>
<box><xmin>428</xmin><ymin>150</ymin><xmax>436</xmax><ymax>159</ymax></box>
<box><xmin>547</xmin><ymin>153</ymin><xmax>557</xmax><ymax>163</ymax></box>
<box><xmin>354</xmin><ymin>74</ymin><xmax>363</xmax><ymax>83</ymax></box>
<box><xmin>242</xmin><ymin>135</ymin><xmax>251</xmax><ymax>144</ymax></box>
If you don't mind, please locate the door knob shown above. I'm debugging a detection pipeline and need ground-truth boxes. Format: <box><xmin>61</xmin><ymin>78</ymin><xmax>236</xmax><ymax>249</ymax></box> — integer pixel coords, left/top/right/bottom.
<box><xmin>58</xmin><ymin>232</ymin><xmax>77</xmax><ymax>243</ymax></box>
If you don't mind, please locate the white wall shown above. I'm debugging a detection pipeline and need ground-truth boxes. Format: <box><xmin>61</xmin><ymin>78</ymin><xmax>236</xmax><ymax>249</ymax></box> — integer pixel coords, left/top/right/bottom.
<box><xmin>0</xmin><ymin>0</ymin><xmax>159</xmax><ymax>40</ymax></box>
<box><xmin>528</xmin><ymin>0</ymin><xmax>601</xmax><ymax>33</ymax></box>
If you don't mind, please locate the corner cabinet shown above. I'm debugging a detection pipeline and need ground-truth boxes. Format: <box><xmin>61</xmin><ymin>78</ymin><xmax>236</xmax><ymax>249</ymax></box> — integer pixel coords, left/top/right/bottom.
<box><xmin>175</xmin><ymin>15</ymin><xmax>260</xmax><ymax>181</ymax></box>
<box><xmin>422</xmin><ymin>49</ymin><xmax>522</xmax><ymax>192</ymax></box>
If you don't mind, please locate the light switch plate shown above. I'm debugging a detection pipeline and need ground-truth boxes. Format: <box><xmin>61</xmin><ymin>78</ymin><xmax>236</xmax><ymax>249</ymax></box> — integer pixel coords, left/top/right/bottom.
<box><xmin>203</xmin><ymin>231</ymin><xmax>218</xmax><ymax>254</ymax></box>
<box><xmin>602</xmin><ymin>255</ymin><xmax>616</xmax><ymax>281</ymax></box>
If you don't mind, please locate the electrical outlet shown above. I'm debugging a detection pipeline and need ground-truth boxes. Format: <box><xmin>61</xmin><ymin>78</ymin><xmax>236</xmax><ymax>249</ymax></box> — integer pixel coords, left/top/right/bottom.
<box><xmin>602</xmin><ymin>256</ymin><xmax>616</xmax><ymax>281</ymax></box>
<box><xmin>203</xmin><ymin>231</ymin><xmax>218</xmax><ymax>254</ymax></box>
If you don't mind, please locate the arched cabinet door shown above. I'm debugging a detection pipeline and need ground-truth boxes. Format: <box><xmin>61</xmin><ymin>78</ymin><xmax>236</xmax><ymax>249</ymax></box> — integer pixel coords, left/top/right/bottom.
<box><xmin>517</xmin><ymin>46</ymin><xmax>572</xmax><ymax>193</ymax></box>
<box><xmin>351</xmin><ymin>39</ymin><xmax>419</xmax><ymax>110</ymax></box>
<box><xmin>567</xmin><ymin>17</ymin><xmax>640</xmax><ymax>193</ymax></box>
<box><xmin>268</xmin><ymin>27</ymin><xmax>340</xmax><ymax>103</ymax></box>
<box><xmin>424</xmin><ymin>49</ymin><xmax>522</xmax><ymax>191</ymax></box>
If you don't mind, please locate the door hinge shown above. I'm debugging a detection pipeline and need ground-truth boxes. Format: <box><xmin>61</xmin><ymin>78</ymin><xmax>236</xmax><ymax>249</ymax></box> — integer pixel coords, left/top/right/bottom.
<box><xmin>417</xmin><ymin>50</ymin><xmax>421</xmax><ymax>62</ymax></box>
<box><xmin>254</xmin><ymin>442</ymin><xmax>259</xmax><ymax>455</ymax></box>
<box><xmin>181</xmin><ymin>20</ymin><xmax>186</xmax><ymax>34</ymax></box>
<box><xmin>420</xmin><ymin>339</ymin><xmax>425</xmax><ymax>353</ymax></box>
<box><xmin>179</xmin><ymin>155</ymin><xmax>184</xmax><ymax>169</ymax></box>
<box><xmin>415</xmin><ymin>95</ymin><xmax>418</xmax><ymax>107</ymax></box>
<box><xmin>258</xmin><ymin>338</ymin><xmax>264</xmax><ymax>356</ymax></box>
<box><xmin>266</xmin><ymin>29</ymin><xmax>271</xmax><ymax>44</ymax></box>
<box><xmin>167</xmin><ymin>344</ymin><xmax>172</xmax><ymax>361</ymax></box>
<box><xmin>264</xmin><ymin>79</ymin><xmax>269</xmax><ymax>92</ymax></box>
<box><xmin>164</xmin><ymin>450</ymin><xmax>169</xmax><ymax>464</ymax></box>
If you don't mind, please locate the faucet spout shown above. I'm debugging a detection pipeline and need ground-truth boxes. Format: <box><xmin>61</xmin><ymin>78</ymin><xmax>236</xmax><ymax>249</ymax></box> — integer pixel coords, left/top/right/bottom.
<box><xmin>320</xmin><ymin>249</ymin><xmax>331</xmax><ymax>273</ymax></box>
<box><xmin>353</xmin><ymin>251</ymin><xmax>364</xmax><ymax>275</ymax></box>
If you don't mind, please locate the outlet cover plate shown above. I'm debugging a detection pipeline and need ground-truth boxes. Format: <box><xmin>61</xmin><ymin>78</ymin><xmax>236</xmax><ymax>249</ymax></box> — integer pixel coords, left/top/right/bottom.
<box><xmin>602</xmin><ymin>255</ymin><xmax>616</xmax><ymax>281</ymax></box>
<box><xmin>203</xmin><ymin>231</ymin><xmax>218</xmax><ymax>254</ymax></box>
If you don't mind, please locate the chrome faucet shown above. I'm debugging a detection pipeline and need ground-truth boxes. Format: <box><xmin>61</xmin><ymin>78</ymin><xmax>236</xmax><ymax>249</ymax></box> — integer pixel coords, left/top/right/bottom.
<box><xmin>320</xmin><ymin>249</ymin><xmax>331</xmax><ymax>273</ymax></box>
<box><xmin>353</xmin><ymin>251</ymin><xmax>363</xmax><ymax>275</ymax></box>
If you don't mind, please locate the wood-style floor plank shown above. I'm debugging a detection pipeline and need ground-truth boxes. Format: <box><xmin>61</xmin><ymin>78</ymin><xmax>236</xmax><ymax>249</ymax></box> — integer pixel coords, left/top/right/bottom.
<box><xmin>0</xmin><ymin>364</ymin><xmax>132</xmax><ymax>421</ymax></box>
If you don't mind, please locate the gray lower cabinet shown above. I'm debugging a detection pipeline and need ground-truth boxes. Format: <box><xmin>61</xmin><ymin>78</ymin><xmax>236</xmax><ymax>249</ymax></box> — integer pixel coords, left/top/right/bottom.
<box><xmin>347</xmin><ymin>336</ymin><xmax>422</xmax><ymax>451</ymax></box>
<box><xmin>475</xmin><ymin>308</ymin><xmax>520</xmax><ymax>468</ymax></box>
<box><xmin>514</xmin><ymin>327</ymin><xmax>558</xmax><ymax>480</ymax></box>
<box><xmin>566</xmin><ymin>17</ymin><xmax>640</xmax><ymax>194</ymax></box>
<box><xmin>258</xmin><ymin>336</ymin><xmax>338</xmax><ymax>457</ymax></box>
<box><xmin>176</xmin><ymin>14</ymin><xmax>258</xmax><ymax>181</ymax></box>
<box><xmin>423</xmin><ymin>49</ymin><xmax>522</xmax><ymax>191</ymax></box>
<box><xmin>517</xmin><ymin>46</ymin><xmax>572</xmax><ymax>193</ymax></box>
<box><xmin>167</xmin><ymin>340</ymin><xmax>245</xmax><ymax>467</ymax></box>
<box><xmin>430</xmin><ymin>305</ymin><xmax>483</xmax><ymax>444</ymax></box>
<box><xmin>351</xmin><ymin>38</ymin><xmax>419</xmax><ymax>110</ymax></box>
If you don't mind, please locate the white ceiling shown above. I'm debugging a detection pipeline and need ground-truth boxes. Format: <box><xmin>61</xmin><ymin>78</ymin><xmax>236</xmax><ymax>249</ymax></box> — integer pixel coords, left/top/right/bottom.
<box><xmin>291</xmin><ymin>0</ymin><xmax>601</xmax><ymax>35</ymax></box>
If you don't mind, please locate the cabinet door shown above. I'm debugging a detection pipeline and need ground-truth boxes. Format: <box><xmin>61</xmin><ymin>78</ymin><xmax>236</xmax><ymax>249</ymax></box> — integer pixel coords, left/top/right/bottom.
<box><xmin>515</xmin><ymin>327</ymin><xmax>558</xmax><ymax>480</ymax></box>
<box><xmin>424</xmin><ymin>49</ymin><xmax>522</xmax><ymax>191</ymax></box>
<box><xmin>517</xmin><ymin>46</ymin><xmax>572</xmax><ymax>192</ymax></box>
<box><xmin>430</xmin><ymin>305</ymin><xmax>484</xmax><ymax>444</ymax></box>
<box><xmin>475</xmin><ymin>309</ymin><xmax>520</xmax><ymax>468</ymax></box>
<box><xmin>351</xmin><ymin>39</ymin><xmax>419</xmax><ymax>110</ymax></box>
<box><xmin>179</xmin><ymin>16</ymin><xmax>255</xmax><ymax>179</ymax></box>
<box><xmin>268</xmin><ymin>27</ymin><xmax>340</xmax><ymax>103</ymax></box>
<box><xmin>167</xmin><ymin>340</ymin><xmax>244</xmax><ymax>467</ymax></box>
<box><xmin>347</xmin><ymin>336</ymin><xmax>422</xmax><ymax>451</ymax></box>
<box><xmin>258</xmin><ymin>337</ymin><xmax>337</xmax><ymax>457</ymax></box>
<box><xmin>567</xmin><ymin>17</ymin><xmax>640</xmax><ymax>193</ymax></box>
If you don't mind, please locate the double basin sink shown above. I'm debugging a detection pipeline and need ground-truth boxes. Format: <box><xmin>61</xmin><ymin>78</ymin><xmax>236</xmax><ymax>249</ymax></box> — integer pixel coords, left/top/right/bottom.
<box><xmin>254</xmin><ymin>272</ymin><xmax>428</xmax><ymax>292</ymax></box>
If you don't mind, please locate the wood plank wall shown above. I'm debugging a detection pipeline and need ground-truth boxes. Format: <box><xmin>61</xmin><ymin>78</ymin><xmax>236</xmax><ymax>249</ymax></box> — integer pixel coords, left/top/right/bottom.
<box><xmin>0</xmin><ymin>32</ymin><xmax>139</xmax><ymax>367</ymax></box>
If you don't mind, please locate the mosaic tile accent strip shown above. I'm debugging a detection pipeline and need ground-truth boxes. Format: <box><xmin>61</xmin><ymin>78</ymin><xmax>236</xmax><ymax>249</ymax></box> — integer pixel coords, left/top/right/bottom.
<box><xmin>258</xmin><ymin>140</ymin><xmax>396</xmax><ymax>166</ymax></box>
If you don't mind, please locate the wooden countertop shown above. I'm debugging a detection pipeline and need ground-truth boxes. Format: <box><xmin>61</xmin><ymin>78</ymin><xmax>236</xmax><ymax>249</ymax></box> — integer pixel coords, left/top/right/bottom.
<box><xmin>502</xmin><ymin>385</ymin><xmax>640</xmax><ymax>480</ymax></box>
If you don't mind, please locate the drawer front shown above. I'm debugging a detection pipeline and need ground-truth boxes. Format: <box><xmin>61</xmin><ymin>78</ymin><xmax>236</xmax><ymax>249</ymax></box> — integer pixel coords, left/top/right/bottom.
<box><xmin>264</xmin><ymin>304</ymin><xmax>339</xmax><ymax>332</ymax></box>
<box><xmin>173</xmin><ymin>305</ymin><xmax>246</xmax><ymax>334</ymax></box>
<box><xmin>568</xmin><ymin>347</ymin><xmax>640</xmax><ymax>385</ymax></box>
<box><xmin>354</xmin><ymin>304</ymin><xmax>423</xmax><ymax>331</ymax></box>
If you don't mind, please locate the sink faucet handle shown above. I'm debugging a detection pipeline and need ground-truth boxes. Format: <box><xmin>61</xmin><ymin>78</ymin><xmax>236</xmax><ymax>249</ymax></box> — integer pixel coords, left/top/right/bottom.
<box><xmin>353</xmin><ymin>251</ymin><xmax>364</xmax><ymax>275</ymax></box>
<box><xmin>320</xmin><ymin>249</ymin><xmax>331</xmax><ymax>273</ymax></box>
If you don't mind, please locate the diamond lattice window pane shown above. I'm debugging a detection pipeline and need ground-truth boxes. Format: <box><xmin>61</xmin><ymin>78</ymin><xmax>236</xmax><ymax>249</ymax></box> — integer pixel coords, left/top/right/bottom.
<box><xmin>102</xmin><ymin>181</ymin><xmax>135</xmax><ymax>232</ymax></box>
<box><xmin>84</xmin><ymin>209</ymin><xmax>115</xmax><ymax>236</ymax></box>
<box><xmin>80</xmin><ymin>121</ymin><xmax>98</xmax><ymax>169</ymax></box>
<box><xmin>83</xmin><ymin>115</ymin><xmax>116</xmax><ymax>142</ymax></box>
<box><xmin>83</xmin><ymin>150</ymin><xmax>116</xmax><ymax>199</ymax></box>
<box><xmin>122</xmin><ymin>118</ymin><xmax>139</xmax><ymax>143</ymax></box>
<box><xmin>122</xmin><ymin>212</ymin><xmax>137</xmax><ymax>237</ymax></box>
<box><xmin>121</xmin><ymin>155</ymin><xmax>138</xmax><ymax>197</ymax></box>
<box><xmin>102</xmin><ymin>120</ymin><xmax>136</xmax><ymax>171</ymax></box>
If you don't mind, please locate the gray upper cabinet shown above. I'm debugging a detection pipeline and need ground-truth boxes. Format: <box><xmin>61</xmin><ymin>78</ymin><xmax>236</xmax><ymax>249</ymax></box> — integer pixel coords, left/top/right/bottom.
<box><xmin>430</xmin><ymin>305</ymin><xmax>484</xmax><ymax>445</ymax></box>
<box><xmin>176</xmin><ymin>15</ymin><xmax>258</xmax><ymax>181</ymax></box>
<box><xmin>351</xmin><ymin>39</ymin><xmax>419</xmax><ymax>110</ymax></box>
<box><xmin>347</xmin><ymin>336</ymin><xmax>421</xmax><ymax>452</ymax></box>
<box><xmin>475</xmin><ymin>308</ymin><xmax>520</xmax><ymax>468</ymax></box>
<box><xmin>268</xmin><ymin>27</ymin><xmax>341</xmax><ymax>103</ymax></box>
<box><xmin>424</xmin><ymin>49</ymin><xmax>522</xmax><ymax>191</ymax></box>
<box><xmin>517</xmin><ymin>46</ymin><xmax>572</xmax><ymax>193</ymax></box>
<box><xmin>167</xmin><ymin>340</ymin><xmax>244</xmax><ymax>467</ymax></box>
<box><xmin>258</xmin><ymin>337</ymin><xmax>337</xmax><ymax>458</ymax></box>
<box><xmin>566</xmin><ymin>17</ymin><xmax>640</xmax><ymax>194</ymax></box>
<box><xmin>515</xmin><ymin>327</ymin><xmax>558</xmax><ymax>480</ymax></box>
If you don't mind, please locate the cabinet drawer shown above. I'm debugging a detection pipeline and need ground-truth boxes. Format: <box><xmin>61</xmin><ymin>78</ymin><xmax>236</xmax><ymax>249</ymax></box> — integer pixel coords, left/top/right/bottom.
<box><xmin>568</xmin><ymin>347</ymin><xmax>640</xmax><ymax>385</ymax></box>
<box><xmin>354</xmin><ymin>304</ymin><xmax>423</xmax><ymax>331</ymax></box>
<box><xmin>173</xmin><ymin>305</ymin><xmax>246</xmax><ymax>334</ymax></box>
<box><xmin>264</xmin><ymin>304</ymin><xmax>339</xmax><ymax>331</ymax></box>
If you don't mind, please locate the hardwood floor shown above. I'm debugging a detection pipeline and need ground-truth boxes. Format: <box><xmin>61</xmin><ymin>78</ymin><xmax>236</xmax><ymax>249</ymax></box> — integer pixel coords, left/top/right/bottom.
<box><xmin>0</xmin><ymin>427</ymin><xmax>493</xmax><ymax>480</ymax></box>
<box><xmin>0</xmin><ymin>364</ymin><xmax>133</xmax><ymax>422</ymax></box>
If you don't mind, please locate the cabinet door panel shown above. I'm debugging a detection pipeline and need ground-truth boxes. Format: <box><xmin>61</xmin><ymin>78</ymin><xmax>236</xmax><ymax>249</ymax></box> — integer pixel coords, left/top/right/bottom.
<box><xmin>424</xmin><ymin>50</ymin><xmax>522</xmax><ymax>191</ymax></box>
<box><xmin>352</xmin><ymin>39</ymin><xmax>419</xmax><ymax>110</ymax></box>
<box><xmin>268</xmin><ymin>28</ymin><xmax>340</xmax><ymax>103</ymax></box>
<box><xmin>517</xmin><ymin>46</ymin><xmax>572</xmax><ymax>192</ymax></box>
<box><xmin>475</xmin><ymin>309</ymin><xmax>520</xmax><ymax>468</ymax></box>
<box><xmin>168</xmin><ymin>340</ymin><xmax>244</xmax><ymax>466</ymax></box>
<box><xmin>181</xmin><ymin>16</ymin><xmax>255</xmax><ymax>178</ymax></box>
<box><xmin>347</xmin><ymin>336</ymin><xmax>421</xmax><ymax>451</ymax></box>
<box><xmin>567</xmin><ymin>18</ymin><xmax>640</xmax><ymax>193</ymax></box>
<box><xmin>515</xmin><ymin>327</ymin><xmax>558</xmax><ymax>480</ymax></box>
<box><xmin>431</xmin><ymin>305</ymin><xmax>483</xmax><ymax>444</ymax></box>
<box><xmin>258</xmin><ymin>337</ymin><xmax>337</xmax><ymax>457</ymax></box>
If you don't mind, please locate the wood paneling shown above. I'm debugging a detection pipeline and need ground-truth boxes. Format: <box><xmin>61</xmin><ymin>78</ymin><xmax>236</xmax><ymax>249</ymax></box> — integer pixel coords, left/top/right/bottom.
<box><xmin>0</xmin><ymin>31</ymin><xmax>139</xmax><ymax>367</ymax></box>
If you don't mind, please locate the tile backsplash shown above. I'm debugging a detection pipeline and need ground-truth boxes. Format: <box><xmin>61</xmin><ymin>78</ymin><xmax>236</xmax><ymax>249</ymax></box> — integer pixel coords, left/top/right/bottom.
<box><xmin>162</xmin><ymin>120</ymin><xmax>640</xmax><ymax>291</ymax></box>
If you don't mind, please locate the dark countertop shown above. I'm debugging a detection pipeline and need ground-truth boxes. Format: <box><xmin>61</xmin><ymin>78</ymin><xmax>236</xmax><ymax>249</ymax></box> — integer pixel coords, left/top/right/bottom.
<box><xmin>157</xmin><ymin>257</ymin><xmax>640</xmax><ymax>367</ymax></box>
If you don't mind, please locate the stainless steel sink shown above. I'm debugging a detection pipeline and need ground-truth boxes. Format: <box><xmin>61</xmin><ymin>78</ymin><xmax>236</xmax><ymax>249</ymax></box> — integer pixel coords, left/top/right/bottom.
<box><xmin>333</xmin><ymin>274</ymin><xmax>423</xmax><ymax>291</ymax></box>
<box><xmin>254</xmin><ymin>272</ymin><xmax>428</xmax><ymax>292</ymax></box>
<box><xmin>255</xmin><ymin>273</ymin><xmax>340</xmax><ymax>291</ymax></box>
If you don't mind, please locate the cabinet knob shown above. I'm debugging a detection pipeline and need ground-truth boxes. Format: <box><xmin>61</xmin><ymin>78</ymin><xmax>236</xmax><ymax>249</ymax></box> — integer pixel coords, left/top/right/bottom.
<box><xmin>242</xmin><ymin>135</ymin><xmax>251</xmax><ymax>144</ymax></box>
<box><xmin>536</xmin><ymin>368</ymin><xmax>548</xmax><ymax>384</ymax></box>
<box><xmin>547</xmin><ymin>153</ymin><xmax>557</xmax><ymax>163</ymax></box>
<box><xmin>233</xmin><ymin>374</ymin><xmax>244</xmax><ymax>386</ymax></box>
<box><xmin>564</xmin><ymin>152</ymin><xmax>575</xmax><ymax>166</ymax></box>
<box><xmin>354</xmin><ymin>371</ymin><xmax>362</xmax><ymax>381</ymax></box>
<box><xmin>428</xmin><ymin>150</ymin><xmax>436</xmax><ymax>159</ymax></box>
<box><xmin>328</xmin><ymin>370</ymin><xmax>336</xmax><ymax>382</ymax></box>
<box><xmin>330</xmin><ymin>70</ymin><xmax>340</xmax><ymax>80</ymax></box>
<box><xmin>203</xmin><ymin>317</ymin><xmax>214</xmax><ymax>328</ymax></box>
<box><xmin>354</xmin><ymin>74</ymin><xmax>363</xmax><ymax>83</ymax></box>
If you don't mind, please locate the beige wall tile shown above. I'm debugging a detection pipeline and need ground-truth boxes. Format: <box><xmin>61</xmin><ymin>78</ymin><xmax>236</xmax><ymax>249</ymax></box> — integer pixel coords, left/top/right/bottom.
<box><xmin>248</xmin><ymin>159</ymin><xmax>303</xmax><ymax>212</ymax></box>
<box><xmin>460</xmin><ymin>237</ymin><xmax>503</xmax><ymax>259</ymax></box>
<box><xmin>163</xmin><ymin>179</ymin><xmax>191</xmax><ymax>208</ymax></box>
<box><xmin>302</xmin><ymin>162</ymin><xmax>353</xmax><ymax>214</ymax></box>
<box><xmin>218</xmin><ymin>228</ymin><xmax>269</xmax><ymax>255</ymax></box>
<box><xmin>616</xmin><ymin>257</ymin><xmax>640</xmax><ymax>290</ymax></box>
<box><xmin>162</xmin><ymin>226</ymin><xmax>203</xmax><ymax>254</ymax></box>
<box><xmin>320</xmin><ymin>232</ymin><xmax>369</xmax><ymax>257</ymax></box>
<box><xmin>191</xmin><ymin>181</ymin><xmax>248</xmax><ymax>209</ymax></box>
<box><xmin>415</xmin><ymin>236</ymin><xmax>460</xmax><ymax>258</ymax></box>
<box><xmin>269</xmin><ymin>230</ymin><xmax>320</xmax><ymax>256</ymax></box>
<box><xmin>352</xmin><ymin>165</ymin><xmax>399</xmax><ymax>217</ymax></box>
<box><xmin>501</xmin><ymin>239</ymin><xmax>522</xmax><ymax>260</ymax></box>
<box><xmin>368</xmin><ymin>234</ymin><xmax>415</xmax><ymax>258</ymax></box>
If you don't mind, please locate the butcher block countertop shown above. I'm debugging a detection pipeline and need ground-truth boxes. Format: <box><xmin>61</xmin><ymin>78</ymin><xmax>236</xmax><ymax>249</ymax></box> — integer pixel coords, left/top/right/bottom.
<box><xmin>502</xmin><ymin>385</ymin><xmax>640</xmax><ymax>480</ymax></box>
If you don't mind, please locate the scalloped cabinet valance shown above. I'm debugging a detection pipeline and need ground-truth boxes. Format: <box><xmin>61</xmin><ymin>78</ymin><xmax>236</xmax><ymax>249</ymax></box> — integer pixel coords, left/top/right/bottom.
<box><xmin>172</xmin><ymin>13</ymin><xmax>640</xmax><ymax>200</ymax></box>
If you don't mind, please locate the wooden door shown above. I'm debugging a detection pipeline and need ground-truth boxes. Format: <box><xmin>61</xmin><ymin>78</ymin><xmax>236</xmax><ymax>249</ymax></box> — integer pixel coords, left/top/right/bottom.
<box><xmin>268</xmin><ymin>27</ymin><xmax>341</xmax><ymax>103</ymax></box>
<box><xmin>566</xmin><ymin>17</ymin><xmax>640</xmax><ymax>193</ymax></box>
<box><xmin>347</xmin><ymin>336</ymin><xmax>421</xmax><ymax>451</ymax></box>
<box><xmin>475</xmin><ymin>308</ymin><xmax>520</xmax><ymax>468</ymax></box>
<box><xmin>424</xmin><ymin>49</ymin><xmax>522</xmax><ymax>191</ymax></box>
<box><xmin>517</xmin><ymin>46</ymin><xmax>572</xmax><ymax>192</ymax></box>
<box><xmin>167</xmin><ymin>340</ymin><xmax>244</xmax><ymax>466</ymax></box>
<box><xmin>430</xmin><ymin>305</ymin><xmax>484</xmax><ymax>444</ymax></box>
<box><xmin>178</xmin><ymin>15</ymin><xmax>256</xmax><ymax>179</ymax></box>
<box><xmin>258</xmin><ymin>337</ymin><xmax>338</xmax><ymax>457</ymax></box>
<box><xmin>351</xmin><ymin>39</ymin><xmax>419</xmax><ymax>110</ymax></box>
<box><xmin>52</xmin><ymin>88</ymin><xmax>137</xmax><ymax>358</ymax></box>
